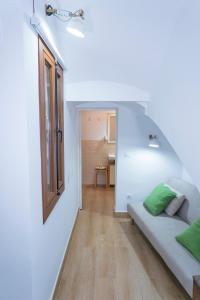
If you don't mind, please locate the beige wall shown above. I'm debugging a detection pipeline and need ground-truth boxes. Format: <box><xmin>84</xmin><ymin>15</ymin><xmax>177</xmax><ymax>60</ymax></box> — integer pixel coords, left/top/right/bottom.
<box><xmin>81</xmin><ymin>111</ymin><xmax>115</xmax><ymax>185</ymax></box>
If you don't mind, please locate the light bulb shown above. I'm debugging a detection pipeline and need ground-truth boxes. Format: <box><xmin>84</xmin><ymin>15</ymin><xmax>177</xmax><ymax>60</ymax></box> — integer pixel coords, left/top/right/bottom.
<box><xmin>66</xmin><ymin>26</ymin><xmax>85</xmax><ymax>38</ymax></box>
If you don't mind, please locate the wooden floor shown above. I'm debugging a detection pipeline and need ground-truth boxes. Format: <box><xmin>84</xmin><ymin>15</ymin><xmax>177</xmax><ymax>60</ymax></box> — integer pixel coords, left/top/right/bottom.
<box><xmin>54</xmin><ymin>186</ymin><xmax>190</xmax><ymax>300</ymax></box>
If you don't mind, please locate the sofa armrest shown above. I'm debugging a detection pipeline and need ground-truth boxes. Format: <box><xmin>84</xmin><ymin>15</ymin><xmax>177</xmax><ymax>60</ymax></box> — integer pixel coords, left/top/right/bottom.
<box><xmin>193</xmin><ymin>276</ymin><xmax>200</xmax><ymax>300</ymax></box>
<box><xmin>128</xmin><ymin>197</ymin><xmax>144</xmax><ymax>204</ymax></box>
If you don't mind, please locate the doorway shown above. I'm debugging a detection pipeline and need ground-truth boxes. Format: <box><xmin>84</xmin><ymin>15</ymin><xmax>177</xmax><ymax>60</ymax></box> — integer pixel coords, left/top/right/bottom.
<box><xmin>79</xmin><ymin>109</ymin><xmax>117</xmax><ymax>211</ymax></box>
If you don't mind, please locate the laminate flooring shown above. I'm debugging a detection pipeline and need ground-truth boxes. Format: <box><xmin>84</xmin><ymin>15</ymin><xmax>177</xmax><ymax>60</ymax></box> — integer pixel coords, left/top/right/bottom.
<box><xmin>54</xmin><ymin>186</ymin><xmax>190</xmax><ymax>300</ymax></box>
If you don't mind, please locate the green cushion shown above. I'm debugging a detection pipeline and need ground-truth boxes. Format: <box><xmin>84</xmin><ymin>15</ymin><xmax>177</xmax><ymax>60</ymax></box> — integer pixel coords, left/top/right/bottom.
<box><xmin>143</xmin><ymin>183</ymin><xmax>176</xmax><ymax>216</ymax></box>
<box><xmin>176</xmin><ymin>217</ymin><xmax>200</xmax><ymax>262</ymax></box>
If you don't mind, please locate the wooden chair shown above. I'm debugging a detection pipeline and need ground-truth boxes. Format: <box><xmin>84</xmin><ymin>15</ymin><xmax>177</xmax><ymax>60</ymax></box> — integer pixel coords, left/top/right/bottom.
<box><xmin>95</xmin><ymin>166</ymin><xmax>108</xmax><ymax>188</ymax></box>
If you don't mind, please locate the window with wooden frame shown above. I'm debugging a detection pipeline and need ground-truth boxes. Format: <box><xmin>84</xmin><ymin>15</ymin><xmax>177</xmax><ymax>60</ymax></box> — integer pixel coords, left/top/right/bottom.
<box><xmin>38</xmin><ymin>38</ymin><xmax>64</xmax><ymax>223</ymax></box>
<box><xmin>55</xmin><ymin>64</ymin><xmax>64</xmax><ymax>195</ymax></box>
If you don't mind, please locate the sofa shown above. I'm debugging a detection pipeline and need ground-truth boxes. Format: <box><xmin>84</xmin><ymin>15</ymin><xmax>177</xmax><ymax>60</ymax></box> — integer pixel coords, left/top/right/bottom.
<box><xmin>127</xmin><ymin>177</ymin><xmax>200</xmax><ymax>298</ymax></box>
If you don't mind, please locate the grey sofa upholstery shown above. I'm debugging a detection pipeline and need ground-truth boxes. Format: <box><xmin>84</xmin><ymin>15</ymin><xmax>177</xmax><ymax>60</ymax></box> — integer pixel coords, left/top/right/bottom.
<box><xmin>127</xmin><ymin>178</ymin><xmax>200</xmax><ymax>297</ymax></box>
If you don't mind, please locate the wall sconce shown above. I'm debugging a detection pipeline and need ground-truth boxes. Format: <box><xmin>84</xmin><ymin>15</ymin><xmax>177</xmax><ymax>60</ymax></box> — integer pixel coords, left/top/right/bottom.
<box><xmin>149</xmin><ymin>134</ymin><xmax>160</xmax><ymax>148</ymax></box>
<box><xmin>45</xmin><ymin>4</ymin><xmax>85</xmax><ymax>38</ymax></box>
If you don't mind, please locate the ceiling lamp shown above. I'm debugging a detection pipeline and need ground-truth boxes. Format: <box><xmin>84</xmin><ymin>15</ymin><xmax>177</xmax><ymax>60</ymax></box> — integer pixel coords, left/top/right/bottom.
<box><xmin>45</xmin><ymin>4</ymin><xmax>85</xmax><ymax>38</ymax></box>
<box><xmin>148</xmin><ymin>134</ymin><xmax>160</xmax><ymax>148</ymax></box>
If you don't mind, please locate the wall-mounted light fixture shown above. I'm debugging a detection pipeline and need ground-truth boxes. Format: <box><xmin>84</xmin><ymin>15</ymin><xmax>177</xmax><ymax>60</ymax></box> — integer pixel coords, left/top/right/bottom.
<box><xmin>45</xmin><ymin>4</ymin><xmax>85</xmax><ymax>38</ymax></box>
<box><xmin>149</xmin><ymin>134</ymin><xmax>160</xmax><ymax>148</ymax></box>
<box><xmin>30</xmin><ymin>1</ymin><xmax>65</xmax><ymax>68</ymax></box>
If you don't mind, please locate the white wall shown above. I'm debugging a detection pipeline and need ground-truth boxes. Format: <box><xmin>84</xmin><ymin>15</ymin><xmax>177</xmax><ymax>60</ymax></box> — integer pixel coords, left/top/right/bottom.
<box><xmin>23</xmin><ymin>8</ymin><xmax>80</xmax><ymax>300</ymax></box>
<box><xmin>76</xmin><ymin>102</ymin><xmax>182</xmax><ymax>212</ymax></box>
<box><xmin>0</xmin><ymin>1</ymin><xmax>80</xmax><ymax>299</ymax></box>
<box><xmin>148</xmin><ymin>1</ymin><xmax>200</xmax><ymax>190</ymax></box>
<box><xmin>0</xmin><ymin>2</ymin><xmax>32</xmax><ymax>299</ymax></box>
<box><xmin>66</xmin><ymin>81</ymin><xmax>150</xmax><ymax>102</ymax></box>
<box><xmin>27</xmin><ymin>78</ymin><xmax>79</xmax><ymax>300</ymax></box>
<box><xmin>1</xmin><ymin>1</ymin><xmax>195</xmax><ymax>299</ymax></box>
<box><xmin>182</xmin><ymin>168</ymin><xmax>194</xmax><ymax>185</ymax></box>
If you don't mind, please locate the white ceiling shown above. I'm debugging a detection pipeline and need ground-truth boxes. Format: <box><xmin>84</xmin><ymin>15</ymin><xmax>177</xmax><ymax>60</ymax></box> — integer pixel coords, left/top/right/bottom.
<box><xmin>57</xmin><ymin>0</ymin><xmax>186</xmax><ymax>92</ymax></box>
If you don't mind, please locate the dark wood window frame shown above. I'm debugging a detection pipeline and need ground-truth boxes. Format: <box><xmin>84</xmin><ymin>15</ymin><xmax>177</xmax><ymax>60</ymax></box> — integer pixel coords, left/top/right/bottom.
<box><xmin>55</xmin><ymin>64</ymin><xmax>65</xmax><ymax>195</ymax></box>
<box><xmin>38</xmin><ymin>38</ymin><xmax>65</xmax><ymax>223</ymax></box>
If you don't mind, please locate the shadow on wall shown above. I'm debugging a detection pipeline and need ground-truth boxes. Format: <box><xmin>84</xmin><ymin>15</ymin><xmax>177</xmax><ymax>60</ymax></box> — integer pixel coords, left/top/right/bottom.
<box><xmin>116</xmin><ymin>106</ymin><xmax>184</xmax><ymax>210</ymax></box>
<box><xmin>137</xmin><ymin>114</ymin><xmax>193</xmax><ymax>183</ymax></box>
<box><xmin>124</xmin><ymin>113</ymin><xmax>189</xmax><ymax>200</ymax></box>
<box><xmin>136</xmin><ymin>114</ymin><xmax>180</xmax><ymax>153</ymax></box>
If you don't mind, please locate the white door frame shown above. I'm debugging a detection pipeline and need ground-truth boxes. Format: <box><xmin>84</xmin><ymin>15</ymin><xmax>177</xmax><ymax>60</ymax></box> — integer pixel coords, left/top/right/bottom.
<box><xmin>77</xmin><ymin>106</ymin><xmax>119</xmax><ymax>211</ymax></box>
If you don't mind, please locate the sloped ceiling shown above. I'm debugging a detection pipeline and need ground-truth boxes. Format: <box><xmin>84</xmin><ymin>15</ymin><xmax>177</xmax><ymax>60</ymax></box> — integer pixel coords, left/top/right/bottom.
<box><xmin>57</xmin><ymin>0</ymin><xmax>186</xmax><ymax>91</ymax></box>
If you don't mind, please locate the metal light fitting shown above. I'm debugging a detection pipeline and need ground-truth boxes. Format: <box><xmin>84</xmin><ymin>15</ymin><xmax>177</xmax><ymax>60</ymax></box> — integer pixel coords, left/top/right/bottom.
<box><xmin>149</xmin><ymin>134</ymin><xmax>157</xmax><ymax>140</ymax></box>
<box><xmin>45</xmin><ymin>4</ymin><xmax>85</xmax><ymax>22</ymax></box>
<box><xmin>148</xmin><ymin>134</ymin><xmax>160</xmax><ymax>148</ymax></box>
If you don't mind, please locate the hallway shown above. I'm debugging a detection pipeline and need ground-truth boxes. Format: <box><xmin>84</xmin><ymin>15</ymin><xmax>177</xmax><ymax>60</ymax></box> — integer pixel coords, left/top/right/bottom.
<box><xmin>54</xmin><ymin>187</ymin><xmax>190</xmax><ymax>300</ymax></box>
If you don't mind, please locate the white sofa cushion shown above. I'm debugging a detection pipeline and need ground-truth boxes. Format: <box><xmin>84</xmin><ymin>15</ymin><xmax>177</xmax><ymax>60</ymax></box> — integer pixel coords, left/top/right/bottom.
<box><xmin>127</xmin><ymin>201</ymin><xmax>200</xmax><ymax>296</ymax></box>
<box><xmin>166</xmin><ymin>178</ymin><xmax>200</xmax><ymax>224</ymax></box>
<box><xmin>164</xmin><ymin>183</ymin><xmax>185</xmax><ymax>216</ymax></box>
<box><xmin>165</xmin><ymin>196</ymin><xmax>185</xmax><ymax>216</ymax></box>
